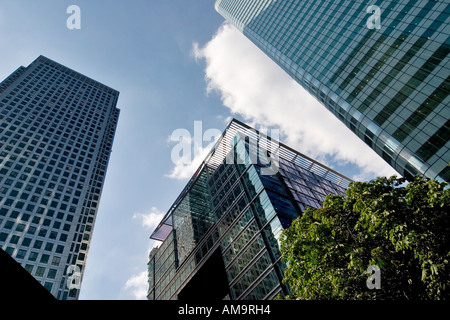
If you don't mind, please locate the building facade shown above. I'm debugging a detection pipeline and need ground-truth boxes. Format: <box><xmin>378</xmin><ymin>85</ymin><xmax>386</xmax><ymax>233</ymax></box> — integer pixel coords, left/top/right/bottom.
<box><xmin>148</xmin><ymin>119</ymin><xmax>351</xmax><ymax>300</ymax></box>
<box><xmin>0</xmin><ymin>56</ymin><xmax>120</xmax><ymax>299</ymax></box>
<box><xmin>215</xmin><ymin>0</ymin><xmax>450</xmax><ymax>183</ymax></box>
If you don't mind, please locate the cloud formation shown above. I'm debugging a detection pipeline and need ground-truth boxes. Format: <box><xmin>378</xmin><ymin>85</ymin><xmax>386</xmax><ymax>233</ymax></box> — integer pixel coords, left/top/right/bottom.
<box><xmin>164</xmin><ymin>143</ymin><xmax>209</xmax><ymax>180</ymax></box>
<box><xmin>193</xmin><ymin>22</ymin><xmax>397</xmax><ymax>181</ymax></box>
<box><xmin>165</xmin><ymin>124</ymin><xmax>222</xmax><ymax>180</ymax></box>
<box><xmin>124</xmin><ymin>270</ymin><xmax>148</xmax><ymax>300</ymax></box>
<box><xmin>123</xmin><ymin>207</ymin><xmax>165</xmax><ymax>300</ymax></box>
<box><xmin>133</xmin><ymin>206</ymin><xmax>165</xmax><ymax>230</ymax></box>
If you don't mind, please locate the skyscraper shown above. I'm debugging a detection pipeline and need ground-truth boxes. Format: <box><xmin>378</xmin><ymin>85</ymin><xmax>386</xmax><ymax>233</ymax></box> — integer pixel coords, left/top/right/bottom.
<box><xmin>148</xmin><ymin>119</ymin><xmax>351</xmax><ymax>300</ymax></box>
<box><xmin>0</xmin><ymin>56</ymin><xmax>120</xmax><ymax>299</ymax></box>
<box><xmin>215</xmin><ymin>0</ymin><xmax>450</xmax><ymax>183</ymax></box>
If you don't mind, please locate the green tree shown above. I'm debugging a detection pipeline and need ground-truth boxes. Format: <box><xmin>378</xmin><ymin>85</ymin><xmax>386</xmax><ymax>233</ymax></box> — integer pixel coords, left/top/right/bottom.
<box><xmin>279</xmin><ymin>175</ymin><xmax>450</xmax><ymax>300</ymax></box>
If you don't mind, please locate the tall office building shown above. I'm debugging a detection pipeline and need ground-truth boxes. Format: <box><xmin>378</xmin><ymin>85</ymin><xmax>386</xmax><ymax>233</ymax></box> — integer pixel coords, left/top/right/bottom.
<box><xmin>148</xmin><ymin>119</ymin><xmax>351</xmax><ymax>300</ymax></box>
<box><xmin>0</xmin><ymin>56</ymin><xmax>120</xmax><ymax>299</ymax></box>
<box><xmin>215</xmin><ymin>0</ymin><xmax>450</xmax><ymax>183</ymax></box>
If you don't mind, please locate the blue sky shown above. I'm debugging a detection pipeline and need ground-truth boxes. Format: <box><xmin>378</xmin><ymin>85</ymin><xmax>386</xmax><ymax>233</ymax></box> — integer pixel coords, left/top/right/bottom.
<box><xmin>0</xmin><ymin>1</ymin><xmax>396</xmax><ymax>299</ymax></box>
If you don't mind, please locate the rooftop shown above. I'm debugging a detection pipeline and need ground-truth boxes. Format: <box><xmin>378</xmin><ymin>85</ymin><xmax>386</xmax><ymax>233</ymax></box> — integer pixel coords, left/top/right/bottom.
<box><xmin>150</xmin><ymin>118</ymin><xmax>352</xmax><ymax>241</ymax></box>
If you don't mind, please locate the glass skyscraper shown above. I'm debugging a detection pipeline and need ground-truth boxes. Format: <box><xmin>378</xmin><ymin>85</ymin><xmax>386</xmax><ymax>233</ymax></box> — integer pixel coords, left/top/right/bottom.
<box><xmin>215</xmin><ymin>0</ymin><xmax>450</xmax><ymax>183</ymax></box>
<box><xmin>0</xmin><ymin>56</ymin><xmax>120</xmax><ymax>299</ymax></box>
<box><xmin>148</xmin><ymin>119</ymin><xmax>351</xmax><ymax>300</ymax></box>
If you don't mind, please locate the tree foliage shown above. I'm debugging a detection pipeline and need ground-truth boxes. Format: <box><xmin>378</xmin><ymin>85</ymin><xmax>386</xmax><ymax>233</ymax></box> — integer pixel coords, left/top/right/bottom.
<box><xmin>279</xmin><ymin>175</ymin><xmax>450</xmax><ymax>300</ymax></box>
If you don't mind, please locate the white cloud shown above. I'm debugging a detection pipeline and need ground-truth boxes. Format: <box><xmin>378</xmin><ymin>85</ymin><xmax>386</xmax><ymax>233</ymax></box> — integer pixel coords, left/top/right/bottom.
<box><xmin>164</xmin><ymin>144</ymin><xmax>206</xmax><ymax>180</ymax></box>
<box><xmin>165</xmin><ymin>127</ymin><xmax>221</xmax><ymax>180</ymax></box>
<box><xmin>122</xmin><ymin>208</ymin><xmax>165</xmax><ymax>300</ymax></box>
<box><xmin>133</xmin><ymin>206</ymin><xmax>165</xmax><ymax>230</ymax></box>
<box><xmin>124</xmin><ymin>270</ymin><xmax>148</xmax><ymax>300</ymax></box>
<box><xmin>193</xmin><ymin>22</ymin><xmax>397</xmax><ymax>181</ymax></box>
<box><xmin>132</xmin><ymin>206</ymin><xmax>165</xmax><ymax>254</ymax></box>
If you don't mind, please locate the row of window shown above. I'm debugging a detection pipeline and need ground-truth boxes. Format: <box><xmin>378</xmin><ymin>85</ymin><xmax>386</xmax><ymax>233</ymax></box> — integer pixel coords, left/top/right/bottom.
<box><xmin>16</xmin><ymin>61</ymin><xmax>114</xmax><ymax>102</ymax></box>
<box><xmin>0</xmin><ymin>223</ymin><xmax>69</xmax><ymax>244</ymax></box>
<box><xmin>39</xmin><ymin>57</ymin><xmax>118</xmax><ymax>96</ymax></box>
<box><xmin>1</xmin><ymin>241</ymin><xmax>63</xmax><ymax>265</ymax></box>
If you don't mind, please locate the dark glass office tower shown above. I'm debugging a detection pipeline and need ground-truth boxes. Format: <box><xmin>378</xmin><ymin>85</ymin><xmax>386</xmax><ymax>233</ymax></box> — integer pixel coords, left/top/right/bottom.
<box><xmin>215</xmin><ymin>0</ymin><xmax>450</xmax><ymax>183</ymax></box>
<box><xmin>148</xmin><ymin>119</ymin><xmax>351</xmax><ymax>300</ymax></box>
<box><xmin>0</xmin><ymin>56</ymin><xmax>120</xmax><ymax>299</ymax></box>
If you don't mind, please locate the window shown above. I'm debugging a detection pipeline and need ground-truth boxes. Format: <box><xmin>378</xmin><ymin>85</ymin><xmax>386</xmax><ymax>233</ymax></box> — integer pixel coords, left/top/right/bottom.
<box><xmin>38</xmin><ymin>229</ymin><xmax>48</xmax><ymax>237</ymax></box>
<box><xmin>16</xmin><ymin>249</ymin><xmax>27</xmax><ymax>259</ymax></box>
<box><xmin>0</xmin><ymin>232</ymin><xmax>8</xmax><ymax>242</ymax></box>
<box><xmin>55</xmin><ymin>245</ymin><xmax>64</xmax><ymax>254</ymax></box>
<box><xmin>10</xmin><ymin>211</ymin><xmax>19</xmax><ymax>219</ymax></box>
<box><xmin>40</xmin><ymin>254</ymin><xmax>50</xmax><ymax>263</ymax></box>
<box><xmin>35</xmin><ymin>267</ymin><xmax>45</xmax><ymax>277</ymax></box>
<box><xmin>4</xmin><ymin>220</ymin><xmax>14</xmax><ymax>229</ymax></box>
<box><xmin>52</xmin><ymin>256</ymin><xmax>61</xmax><ymax>266</ymax></box>
<box><xmin>10</xmin><ymin>235</ymin><xmax>20</xmax><ymax>244</ymax></box>
<box><xmin>20</xmin><ymin>193</ymin><xmax>29</xmax><ymax>200</ymax></box>
<box><xmin>21</xmin><ymin>237</ymin><xmax>32</xmax><ymax>247</ymax></box>
<box><xmin>68</xmin><ymin>289</ymin><xmax>77</xmax><ymax>298</ymax></box>
<box><xmin>32</xmin><ymin>216</ymin><xmax>41</xmax><ymax>224</ymax></box>
<box><xmin>27</xmin><ymin>226</ymin><xmax>37</xmax><ymax>235</ymax></box>
<box><xmin>9</xmin><ymin>190</ymin><xmax>18</xmax><ymax>197</ymax></box>
<box><xmin>47</xmin><ymin>269</ymin><xmax>57</xmax><ymax>279</ymax></box>
<box><xmin>28</xmin><ymin>252</ymin><xmax>38</xmax><ymax>261</ymax></box>
<box><xmin>33</xmin><ymin>240</ymin><xmax>43</xmax><ymax>249</ymax></box>
<box><xmin>24</xmin><ymin>264</ymin><xmax>34</xmax><ymax>273</ymax></box>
